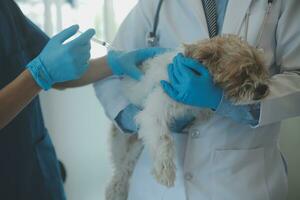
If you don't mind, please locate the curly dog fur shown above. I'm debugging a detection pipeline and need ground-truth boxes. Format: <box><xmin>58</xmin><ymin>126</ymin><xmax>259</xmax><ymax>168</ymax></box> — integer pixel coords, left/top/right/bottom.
<box><xmin>105</xmin><ymin>35</ymin><xmax>269</xmax><ymax>200</ymax></box>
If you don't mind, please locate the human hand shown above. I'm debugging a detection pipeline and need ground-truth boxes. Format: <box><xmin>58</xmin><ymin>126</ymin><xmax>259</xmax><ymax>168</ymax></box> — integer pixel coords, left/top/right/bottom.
<box><xmin>107</xmin><ymin>47</ymin><xmax>167</xmax><ymax>80</ymax></box>
<box><xmin>27</xmin><ymin>25</ymin><xmax>95</xmax><ymax>90</ymax></box>
<box><xmin>116</xmin><ymin>104</ymin><xmax>194</xmax><ymax>134</ymax></box>
<box><xmin>116</xmin><ymin>104</ymin><xmax>141</xmax><ymax>134</ymax></box>
<box><xmin>160</xmin><ymin>53</ymin><xmax>223</xmax><ymax>110</ymax></box>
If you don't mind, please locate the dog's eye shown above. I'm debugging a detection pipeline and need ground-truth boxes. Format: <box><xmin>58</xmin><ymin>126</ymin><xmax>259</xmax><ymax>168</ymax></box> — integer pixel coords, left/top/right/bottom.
<box><xmin>243</xmin><ymin>83</ymin><xmax>252</xmax><ymax>91</ymax></box>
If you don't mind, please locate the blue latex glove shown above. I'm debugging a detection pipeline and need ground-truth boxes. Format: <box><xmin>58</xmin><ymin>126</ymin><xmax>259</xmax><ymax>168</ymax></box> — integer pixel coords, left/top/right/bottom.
<box><xmin>27</xmin><ymin>25</ymin><xmax>95</xmax><ymax>90</ymax></box>
<box><xmin>115</xmin><ymin>104</ymin><xmax>194</xmax><ymax>134</ymax></box>
<box><xmin>107</xmin><ymin>47</ymin><xmax>167</xmax><ymax>80</ymax></box>
<box><xmin>115</xmin><ymin>104</ymin><xmax>141</xmax><ymax>133</ymax></box>
<box><xmin>160</xmin><ymin>53</ymin><xmax>223</xmax><ymax>110</ymax></box>
<box><xmin>216</xmin><ymin>98</ymin><xmax>260</xmax><ymax>126</ymax></box>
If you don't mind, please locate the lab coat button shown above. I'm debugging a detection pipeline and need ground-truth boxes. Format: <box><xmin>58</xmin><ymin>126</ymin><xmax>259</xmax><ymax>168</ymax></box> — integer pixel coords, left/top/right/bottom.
<box><xmin>191</xmin><ymin>130</ymin><xmax>201</xmax><ymax>138</ymax></box>
<box><xmin>184</xmin><ymin>172</ymin><xmax>193</xmax><ymax>181</ymax></box>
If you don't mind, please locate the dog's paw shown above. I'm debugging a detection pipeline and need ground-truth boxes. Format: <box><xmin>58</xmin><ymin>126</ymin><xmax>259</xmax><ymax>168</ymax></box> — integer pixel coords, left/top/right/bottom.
<box><xmin>105</xmin><ymin>177</ymin><xmax>129</xmax><ymax>200</ymax></box>
<box><xmin>152</xmin><ymin>158</ymin><xmax>176</xmax><ymax>187</ymax></box>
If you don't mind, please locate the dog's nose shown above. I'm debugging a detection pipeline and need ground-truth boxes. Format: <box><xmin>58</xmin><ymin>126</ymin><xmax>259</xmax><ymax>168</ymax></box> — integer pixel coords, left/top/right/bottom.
<box><xmin>253</xmin><ymin>84</ymin><xmax>269</xmax><ymax>100</ymax></box>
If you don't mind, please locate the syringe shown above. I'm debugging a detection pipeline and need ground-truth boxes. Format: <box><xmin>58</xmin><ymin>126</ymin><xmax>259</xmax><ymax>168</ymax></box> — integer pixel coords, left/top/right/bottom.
<box><xmin>78</xmin><ymin>30</ymin><xmax>113</xmax><ymax>49</ymax></box>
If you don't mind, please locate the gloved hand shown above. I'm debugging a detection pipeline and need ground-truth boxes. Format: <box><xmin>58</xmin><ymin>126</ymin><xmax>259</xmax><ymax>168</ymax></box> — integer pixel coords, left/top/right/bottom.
<box><xmin>116</xmin><ymin>104</ymin><xmax>194</xmax><ymax>134</ymax></box>
<box><xmin>107</xmin><ymin>47</ymin><xmax>167</xmax><ymax>80</ymax></box>
<box><xmin>27</xmin><ymin>25</ymin><xmax>95</xmax><ymax>90</ymax></box>
<box><xmin>160</xmin><ymin>53</ymin><xmax>223</xmax><ymax>110</ymax></box>
<box><xmin>115</xmin><ymin>104</ymin><xmax>141</xmax><ymax>133</ymax></box>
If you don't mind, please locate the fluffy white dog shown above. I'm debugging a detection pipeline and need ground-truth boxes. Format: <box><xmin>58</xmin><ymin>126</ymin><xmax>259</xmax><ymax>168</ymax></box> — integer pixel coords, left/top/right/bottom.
<box><xmin>105</xmin><ymin>35</ymin><xmax>269</xmax><ymax>200</ymax></box>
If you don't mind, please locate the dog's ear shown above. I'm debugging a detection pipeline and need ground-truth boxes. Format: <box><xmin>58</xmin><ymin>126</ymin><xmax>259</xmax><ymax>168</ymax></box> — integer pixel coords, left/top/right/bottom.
<box><xmin>184</xmin><ymin>41</ymin><xmax>221</xmax><ymax>64</ymax></box>
<box><xmin>183</xmin><ymin>43</ymin><xmax>199</xmax><ymax>58</ymax></box>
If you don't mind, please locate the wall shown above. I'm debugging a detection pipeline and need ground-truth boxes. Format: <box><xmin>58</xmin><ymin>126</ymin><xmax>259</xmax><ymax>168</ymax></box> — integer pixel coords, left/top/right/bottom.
<box><xmin>40</xmin><ymin>85</ymin><xmax>112</xmax><ymax>200</ymax></box>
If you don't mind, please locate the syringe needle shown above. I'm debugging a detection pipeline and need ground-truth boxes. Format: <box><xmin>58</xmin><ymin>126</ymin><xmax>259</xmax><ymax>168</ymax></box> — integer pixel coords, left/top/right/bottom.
<box><xmin>77</xmin><ymin>30</ymin><xmax>113</xmax><ymax>48</ymax></box>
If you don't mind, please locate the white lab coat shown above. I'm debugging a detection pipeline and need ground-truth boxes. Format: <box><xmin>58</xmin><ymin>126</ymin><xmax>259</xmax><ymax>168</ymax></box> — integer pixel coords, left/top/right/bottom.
<box><xmin>94</xmin><ymin>0</ymin><xmax>300</xmax><ymax>199</ymax></box>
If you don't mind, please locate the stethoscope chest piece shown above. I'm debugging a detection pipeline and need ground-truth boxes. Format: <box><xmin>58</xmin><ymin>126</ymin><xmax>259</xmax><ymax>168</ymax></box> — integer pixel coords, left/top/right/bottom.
<box><xmin>146</xmin><ymin>32</ymin><xmax>160</xmax><ymax>47</ymax></box>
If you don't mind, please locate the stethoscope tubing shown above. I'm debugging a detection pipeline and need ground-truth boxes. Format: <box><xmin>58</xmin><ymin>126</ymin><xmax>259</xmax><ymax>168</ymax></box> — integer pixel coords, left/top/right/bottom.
<box><xmin>256</xmin><ymin>1</ymin><xmax>273</xmax><ymax>48</ymax></box>
<box><xmin>151</xmin><ymin>0</ymin><xmax>164</xmax><ymax>39</ymax></box>
<box><xmin>148</xmin><ymin>0</ymin><xmax>274</xmax><ymax>48</ymax></box>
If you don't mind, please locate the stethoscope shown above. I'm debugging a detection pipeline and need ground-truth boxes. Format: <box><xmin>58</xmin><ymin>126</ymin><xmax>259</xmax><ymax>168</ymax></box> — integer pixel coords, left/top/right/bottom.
<box><xmin>146</xmin><ymin>0</ymin><xmax>274</xmax><ymax>48</ymax></box>
<box><xmin>238</xmin><ymin>0</ymin><xmax>274</xmax><ymax>48</ymax></box>
<box><xmin>146</xmin><ymin>0</ymin><xmax>164</xmax><ymax>47</ymax></box>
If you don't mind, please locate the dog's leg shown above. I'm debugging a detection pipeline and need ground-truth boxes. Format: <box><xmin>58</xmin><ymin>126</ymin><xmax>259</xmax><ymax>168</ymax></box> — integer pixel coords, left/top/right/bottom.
<box><xmin>105</xmin><ymin>125</ymin><xmax>144</xmax><ymax>200</ymax></box>
<box><xmin>135</xmin><ymin>88</ymin><xmax>177</xmax><ymax>187</ymax></box>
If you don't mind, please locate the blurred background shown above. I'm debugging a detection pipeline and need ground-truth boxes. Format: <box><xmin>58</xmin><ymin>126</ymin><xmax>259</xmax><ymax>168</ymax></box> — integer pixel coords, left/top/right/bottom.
<box><xmin>15</xmin><ymin>0</ymin><xmax>300</xmax><ymax>200</ymax></box>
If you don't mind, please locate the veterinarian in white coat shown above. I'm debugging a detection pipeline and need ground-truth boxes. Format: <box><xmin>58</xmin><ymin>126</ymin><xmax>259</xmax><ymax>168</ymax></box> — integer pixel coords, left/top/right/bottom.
<box><xmin>94</xmin><ymin>0</ymin><xmax>300</xmax><ymax>199</ymax></box>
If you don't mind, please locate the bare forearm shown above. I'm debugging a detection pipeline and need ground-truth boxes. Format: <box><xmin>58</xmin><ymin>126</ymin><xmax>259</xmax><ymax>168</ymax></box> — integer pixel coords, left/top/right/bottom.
<box><xmin>54</xmin><ymin>56</ymin><xmax>112</xmax><ymax>89</ymax></box>
<box><xmin>0</xmin><ymin>69</ymin><xmax>41</xmax><ymax>129</ymax></box>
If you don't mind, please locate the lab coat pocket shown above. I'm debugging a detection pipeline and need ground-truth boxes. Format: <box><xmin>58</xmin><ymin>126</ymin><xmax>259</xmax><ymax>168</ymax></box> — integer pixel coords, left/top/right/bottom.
<box><xmin>212</xmin><ymin>147</ymin><xmax>270</xmax><ymax>200</ymax></box>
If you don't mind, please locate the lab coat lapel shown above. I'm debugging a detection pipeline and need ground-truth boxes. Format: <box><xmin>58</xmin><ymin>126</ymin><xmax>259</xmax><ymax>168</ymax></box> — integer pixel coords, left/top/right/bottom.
<box><xmin>222</xmin><ymin>0</ymin><xmax>253</xmax><ymax>34</ymax></box>
<box><xmin>189</xmin><ymin>0</ymin><xmax>209</xmax><ymax>38</ymax></box>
